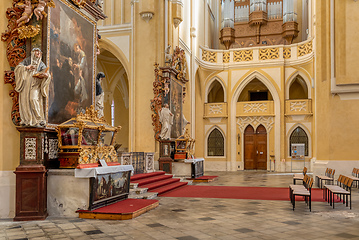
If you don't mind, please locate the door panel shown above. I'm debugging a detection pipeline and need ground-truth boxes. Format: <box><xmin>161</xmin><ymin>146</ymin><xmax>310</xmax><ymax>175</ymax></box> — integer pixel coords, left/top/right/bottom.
<box><xmin>244</xmin><ymin>125</ymin><xmax>267</xmax><ymax>170</ymax></box>
<box><xmin>244</xmin><ymin>126</ymin><xmax>255</xmax><ymax>170</ymax></box>
<box><xmin>256</xmin><ymin>125</ymin><xmax>267</xmax><ymax>170</ymax></box>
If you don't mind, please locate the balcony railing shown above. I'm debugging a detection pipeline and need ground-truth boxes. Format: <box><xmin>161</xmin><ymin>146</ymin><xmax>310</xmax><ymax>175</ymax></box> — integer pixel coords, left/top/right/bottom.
<box><xmin>200</xmin><ymin>38</ymin><xmax>313</xmax><ymax>65</ymax></box>
<box><xmin>204</xmin><ymin>103</ymin><xmax>228</xmax><ymax>118</ymax></box>
<box><xmin>236</xmin><ymin>101</ymin><xmax>274</xmax><ymax>116</ymax></box>
<box><xmin>285</xmin><ymin>99</ymin><xmax>312</xmax><ymax>115</ymax></box>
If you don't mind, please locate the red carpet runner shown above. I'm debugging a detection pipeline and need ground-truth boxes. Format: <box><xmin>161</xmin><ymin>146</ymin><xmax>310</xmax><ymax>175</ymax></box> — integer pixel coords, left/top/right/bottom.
<box><xmin>161</xmin><ymin>185</ymin><xmax>330</xmax><ymax>202</ymax></box>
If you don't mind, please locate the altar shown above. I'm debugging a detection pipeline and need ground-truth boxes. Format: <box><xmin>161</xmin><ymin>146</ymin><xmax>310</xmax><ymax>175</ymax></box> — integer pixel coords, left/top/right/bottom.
<box><xmin>172</xmin><ymin>158</ymin><xmax>204</xmax><ymax>178</ymax></box>
<box><xmin>47</xmin><ymin>165</ymin><xmax>133</xmax><ymax>217</ymax></box>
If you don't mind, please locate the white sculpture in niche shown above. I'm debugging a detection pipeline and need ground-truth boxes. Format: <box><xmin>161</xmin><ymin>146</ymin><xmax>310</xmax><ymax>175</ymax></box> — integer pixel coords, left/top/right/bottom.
<box><xmin>159</xmin><ymin>103</ymin><xmax>174</xmax><ymax>140</ymax></box>
<box><xmin>15</xmin><ymin>48</ymin><xmax>51</xmax><ymax>127</ymax></box>
<box><xmin>95</xmin><ymin>72</ymin><xmax>105</xmax><ymax>118</ymax></box>
<box><xmin>165</xmin><ymin>45</ymin><xmax>172</xmax><ymax>66</ymax></box>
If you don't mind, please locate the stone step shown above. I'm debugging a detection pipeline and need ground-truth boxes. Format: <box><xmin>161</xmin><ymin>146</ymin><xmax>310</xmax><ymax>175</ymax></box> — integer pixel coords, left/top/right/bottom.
<box><xmin>130</xmin><ymin>182</ymin><xmax>139</xmax><ymax>189</ymax></box>
<box><xmin>130</xmin><ymin>187</ymin><xmax>148</xmax><ymax>194</ymax></box>
<box><xmin>128</xmin><ymin>192</ymin><xmax>158</xmax><ymax>200</ymax></box>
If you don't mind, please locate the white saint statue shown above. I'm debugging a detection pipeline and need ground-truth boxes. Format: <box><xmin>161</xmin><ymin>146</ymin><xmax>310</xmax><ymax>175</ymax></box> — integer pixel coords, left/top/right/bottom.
<box><xmin>159</xmin><ymin>104</ymin><xmax>173</xmax><ymax>140</ymax></box>
<box><xmin>95</xmin><ymin>72</ymin><xmax>105</xmax><ymax>118</ymax></box>
<box><xmin>182</xmin><ymin>114</ymin><xmax>190</xmax><ymax>135</ymax></box>
<box><xmin>15</xmin><ymin>48</ymin><xmax>51</xmax><ymax>127</ymax></box>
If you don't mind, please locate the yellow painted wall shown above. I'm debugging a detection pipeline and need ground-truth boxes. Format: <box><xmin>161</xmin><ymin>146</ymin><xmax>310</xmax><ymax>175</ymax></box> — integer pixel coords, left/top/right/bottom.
<box><xmin>0</xmin><ymin>0</ymin><xmax>21</xmax><ymax>172</ymax></box>
<box><xmin>133</xmin><ymin>1</ymin><xmax>161</xmax><ymax>152</ymax></box>
<box><xmin>315</xmin><ymin>0</ymin><xmax>359</xmax><ymax>161</ymax></box>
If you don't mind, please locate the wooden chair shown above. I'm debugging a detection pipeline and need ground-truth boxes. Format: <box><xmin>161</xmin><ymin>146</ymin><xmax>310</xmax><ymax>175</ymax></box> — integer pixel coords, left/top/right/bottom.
<box><xmin>293</xmin><ymin>167</ymin><xmax>308</xmax><ymax>184</ymax></box>
<box><xmin>316</xmin><ymin>168</ymin><xmax>335</xmax><ymax>188</ymax></box>
<box><xmin>350</xmin><ymin>168</ymin><xmax>359</xmax><ymax>188</ymax></box>
<box><xmin>290</xmin><ymin>175</ymin><xmax>313</xmax><ymax>211</ymax></box>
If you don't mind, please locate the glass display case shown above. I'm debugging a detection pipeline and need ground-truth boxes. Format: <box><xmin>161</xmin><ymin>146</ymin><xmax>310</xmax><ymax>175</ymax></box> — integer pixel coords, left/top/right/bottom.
<box><xmin>56</xmin><ymin>106</ymin><xmax>121</xmax><ymax>168</ymax></box>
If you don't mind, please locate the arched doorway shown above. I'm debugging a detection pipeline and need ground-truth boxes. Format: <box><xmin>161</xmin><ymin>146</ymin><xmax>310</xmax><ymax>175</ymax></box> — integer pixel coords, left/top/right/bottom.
<box><xmin>97</xmin><ymin>49</ymin><xmax>129</xmax><ymax>152</ymax></box>
<box><xmin>244</xmin><ymin>125</ymin><xmax>267</xmax><ymax>170</ymax></box>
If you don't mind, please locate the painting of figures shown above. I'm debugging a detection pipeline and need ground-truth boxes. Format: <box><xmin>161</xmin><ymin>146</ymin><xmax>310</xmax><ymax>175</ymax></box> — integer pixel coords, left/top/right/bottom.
<box><xmin>90</xmin><ymin>171</ymin><xmax>130</xmax><ymax>209</ymax></box>
<box><xmin>170</xmin><ymin>79</ymin><xmax>183</xmax><ymax>138</ymax></box>
<box><xmin>48</xmin><ymin>0</ymin><xmax>95</xmax><ymax>124</ymax></box>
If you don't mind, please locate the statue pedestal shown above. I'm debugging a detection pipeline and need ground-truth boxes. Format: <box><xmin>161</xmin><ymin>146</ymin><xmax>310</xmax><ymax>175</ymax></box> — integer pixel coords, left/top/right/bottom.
<box><xmin>158</xmin><ymin>140</ymin><xmax>175</xmax><ymax>173</ymax></box>
<box><xmin>14</xmin><ymin>165</ymin><xmax>48</xmax><ymax>221</ymax></box>
<box><xmin>13</xmin><ymin>127</ymin><xmax>57</xmax><ymax>221</ymax></box>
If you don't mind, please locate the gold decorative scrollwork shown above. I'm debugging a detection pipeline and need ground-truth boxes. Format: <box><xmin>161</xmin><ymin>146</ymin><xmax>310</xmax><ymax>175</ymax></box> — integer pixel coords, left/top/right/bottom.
<box><xmin>259</xmin><ymin>48</ymin><xmax>279</xmax><ymax>60</ymax></box>
<box><xmin>17</xmin><ymin>25</ymin><xmax>41</xmax><ymax>39</ymax></box>
<box><xmin>283</xmin><ymin>47</ymin><xmax>291</xmax><ymax>59</ymax></box>
<box><xmin>72</xmin><ymin>0</ymin><xmax>86</xmax><ymax>8</ymax></box>
<box><xmin>78</xmin><ymin>144</ymin><xmax>118</xmax><ymax>165</ymax></box>
<box><xmin>233</xmin><ymin>50</ymin><xmax>253</xmax><ymax>62</ymax></box>
<box><xmin>223</xmin><ymin>52</ymin><xmax>230</xmax><ymax>63</ymax></box>
<box><xmin>77</xmin><ymin>105</ymin><xmax>106</xmax><ymax>124</ymax></box>
<box><xmin>202</xmin><ymin>50</ymin><xmax>217</xmax><ymax>63</ymax></box>
<box><xmin>298</xmin><ymin>41</ymin><xmax>313</xmax><ymax>57</ymax></box>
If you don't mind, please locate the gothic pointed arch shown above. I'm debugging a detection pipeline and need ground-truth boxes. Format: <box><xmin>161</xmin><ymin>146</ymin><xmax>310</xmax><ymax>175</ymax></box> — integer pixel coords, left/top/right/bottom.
<box><xmin>231</xmin><ymin>71</ymin><xmax>280</xmax><ymax>170</ymax></box>
<box><xmin>206</xmin><ymin>126</ymin><xmax>225</xmax><ymax>157</ymax></box>
<box><xmin>205</xmin><ymin>77</ymin><xmax>226</xmax><ymax>103</ymax></box>
<box><xmin>288</xmin><ymin>124</ymin><xmax>311</xmax><ymax>156</ymax></box>
<box><xmin>285</xmin><ymin>71</ymin><xmax>312</xmax><ymax>99</ymax></box>
<box><xmin>97</xmin><ymin>41</ymin><xmax>130</xmax><ymax>152</ymax></box>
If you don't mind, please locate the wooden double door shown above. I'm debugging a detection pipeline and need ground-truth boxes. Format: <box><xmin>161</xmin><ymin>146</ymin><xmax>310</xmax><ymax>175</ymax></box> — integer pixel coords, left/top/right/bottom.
<box><xmin>244</xmin><ymin>125</ymin><xmax>267</xmax><ymax>170</ymax></box>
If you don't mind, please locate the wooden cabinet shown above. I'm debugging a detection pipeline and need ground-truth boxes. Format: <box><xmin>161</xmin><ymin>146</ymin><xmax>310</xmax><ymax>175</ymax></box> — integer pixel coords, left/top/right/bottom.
<box><xmin>14</xmin><ymin>165</ymin><xmax>48</xmax><ymax>221</ymax></box>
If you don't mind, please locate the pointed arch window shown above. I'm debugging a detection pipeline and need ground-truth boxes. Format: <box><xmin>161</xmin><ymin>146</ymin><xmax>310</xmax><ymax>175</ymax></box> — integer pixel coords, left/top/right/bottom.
<box><xmin>207</xmin><ymin>80</ymin><xmax>225</xmax><ymax>103</ymax></box>
<box><xmin>207</xmin><ymin>128</ymin><xmax>224</xmax><ymax>156</ymax></box>
<box><xmin>289</xmin><ymin>127</ymin><xmax>308</xmax><ymax>156</ymax></box>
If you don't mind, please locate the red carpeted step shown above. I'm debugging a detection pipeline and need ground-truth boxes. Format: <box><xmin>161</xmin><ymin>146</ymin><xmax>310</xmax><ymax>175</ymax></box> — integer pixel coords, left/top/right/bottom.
<box><xmin>151</xmin><ymin>181</ymin><xmax>188</xmax><ymax>195</ymax></box>
<box><xmin>132</xmin><ymin>174</ymin><xmax>174</xmax><ymax>187</ymax></box>
<box><xmin>130</xmin><ymin>171</ymin><xmax>165</xmax><ymax>181</ymax></box>
<box><xmin>141</xmin><ymin>178</ymin><xmax>181</xmax><ymax>191</ymax></box>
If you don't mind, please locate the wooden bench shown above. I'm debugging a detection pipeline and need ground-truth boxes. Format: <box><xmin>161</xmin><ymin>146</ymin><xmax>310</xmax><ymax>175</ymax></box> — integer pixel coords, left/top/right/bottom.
<box><xmin>316</xmin><ymin>168</ymin><xmax>335</xmax><ymax>188</ymax></box>
<box><xmin>289</xmin><ymin>174</ymin><xmax>313</xmax><ymax>211</ymax></box>
<box><xmin>323</xmin><ymin>175</ymin><xmax>354</xmax><ymax>209</ymax></box>
<box><xmin>293</xmin><ymin>167</ymin><xmax>308</xmax><ymax>184</ymax></box>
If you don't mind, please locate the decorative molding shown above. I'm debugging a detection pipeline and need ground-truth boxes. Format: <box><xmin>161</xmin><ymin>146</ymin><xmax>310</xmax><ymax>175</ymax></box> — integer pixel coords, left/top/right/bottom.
<box><xmin>243</xmin><ymin>103</ymin><xmax>267</xmax><ymax>113</ymax></box>
<box><xmin>233</xmin><ymin>50</ymin><xmax>253</xmax><ymax>62</ymax></box>
<box><xmin>120</xmin><ymin>153</ymin><xmax>131</xmax><ymax>165</ymax></box>
<box><xmin>25</xmin><ymin>137</ymin><xmax>37</xmax><ymax>161</ymax></box>
<box><xmin>290</xmin><ymin>101</ymin><xmax>307</xmax><ymax>112</ymax></box>
<box><xmin>140</xmin><ymin>12</ymin><xmax>154</xmax><ymax>23</ymax></box>
<box><xmin>209</xmin><ymin>105</ymin><xmax>223</xmax><ymax>114</ymax></box>
<box><xmin>202</xmin><ymin>50</ymin><xmax>217</xmax><ymax>63</ymax></box>
<box><xmin>259</xmin><ymin>48</ymin><xmax>279</xmax><ymax>60</ymax></box>
<box><xmin>330</xmin><ymin>0</ymin><xmax>359</xmax><ymax>96</ymax></box>
<box><xmin>145</xmin><ymin>152</ymin><xmax>155</xmax><ymax>172</ymax></box>
<box><xmin>223</xmin><ymin>52</ymin><xmax>230</xmax><ymax>63</ymax></box>
<box><xmin>237</xmin><ymin>116</ymin><xmax>274</xmax><ymax>133</ymax></box>
<box><xmin>173</xmin><ymin>18</ymin><xmax>182</xmax><ymax>28</ymax></box>
<box><xmin>283</xmin><ymin>47</ymin><xmax>291</xmax><ymax>59</ymax></box>
<box><xmin>298</xmin><ymin>40</ymin><xmax>312</xmax><ymax>57</ymax></box>
<box><xmin>49</xmin><ymin>139</ymin><xmax>59</xmax><ymax>159</ymax></box>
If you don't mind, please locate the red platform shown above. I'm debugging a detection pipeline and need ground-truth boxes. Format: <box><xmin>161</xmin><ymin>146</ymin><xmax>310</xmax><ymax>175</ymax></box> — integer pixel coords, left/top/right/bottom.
<box><xmin>76</xmin><ymin>199</ymin><xmax>159</xmax><ymax>220</ymax></box>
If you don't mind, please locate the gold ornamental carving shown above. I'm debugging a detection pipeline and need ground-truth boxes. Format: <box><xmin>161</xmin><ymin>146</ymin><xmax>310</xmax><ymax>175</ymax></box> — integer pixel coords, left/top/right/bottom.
<box><xmin>259</xmin><ymin>48</ymin><xmax>279</xmax><ymax>60</ymax></box>
<box><xmin>202</xmin><ymin>50</ymin><xmax>217</xmax><ymax>63</ymax></box>
<box><xmin>223</xmin><ymin>52</ymin><xmax>230</xmax><ymax>63</ymax></box>
<box><xmin>298</xmin><ymin>41</ymin><xmax>313</xmax><ymax>57</ymax></box>
<box><xmin>283</xmin><ymin>47</ymin><xmax>291</xmax><ymax>59</ymax></box>
<box><xmin>17</xmin><ymin>24</ymin><xmax>41</xmax><ymax>39</ymax></box>
<box><xmin>76</xmin><ymin>105</ymin><xmax>107</xmax><ymax>124</ymax></box>
<box><xmin>233</xmin><ymin>50</ymin><xmax>253</xmax><ymax>62</ymax></box>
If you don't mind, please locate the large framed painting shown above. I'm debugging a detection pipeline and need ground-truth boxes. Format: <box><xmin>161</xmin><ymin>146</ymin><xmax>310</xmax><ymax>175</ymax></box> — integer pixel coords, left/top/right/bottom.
<box><xmin>170</xmin><ymin>78</ymin><xmax>183</xmax><ymax>138</ymax></box>
<box><xmin>89</xmin><ymin>171</ymin><xmax>131</xmax><ymax>210</ymax></box>
<box><xmin>47</xmin><ymin>0</ymin><xmax>96</xmax><ymax>124</ymax></box>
